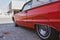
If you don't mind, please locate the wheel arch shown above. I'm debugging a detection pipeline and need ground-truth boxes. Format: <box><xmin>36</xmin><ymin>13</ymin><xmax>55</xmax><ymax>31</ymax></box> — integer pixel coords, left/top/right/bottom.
<box><xmin>34</xmin><ymin>23</ymin><xmax>60</xmax><ymax>33</ymax></box>
<box><xmin>34</xmin><ymin>24</ymin><xmax>56</xmax><ymax>31</ymax></box>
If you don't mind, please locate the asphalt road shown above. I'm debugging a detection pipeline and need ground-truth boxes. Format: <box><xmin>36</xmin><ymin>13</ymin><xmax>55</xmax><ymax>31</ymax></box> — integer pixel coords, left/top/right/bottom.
<box><xmin>0</xmin><ymin>23</ymin><xmax>40</xmax><ymax>40</ymax></box>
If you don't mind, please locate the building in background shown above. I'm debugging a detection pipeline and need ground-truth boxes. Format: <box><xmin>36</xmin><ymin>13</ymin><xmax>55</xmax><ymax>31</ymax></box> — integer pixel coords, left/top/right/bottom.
<box><xmin>0</xmin><ymin>9</ymin><xmax>9</xmax><ymax>18</ymax></box>
<box><xmin>0</xmin><ymin>9</ymin><xmax>5</xmax><ymax>16</ymax></box>
<box><xmin>7</xmin><ymin>0</ymin><xmax>30</xmax><ymax>17</ymax></box>
<box><xmin>0</xmin><ymin>9</ymin><xmax>3</xmax><ymax>15</ymax></box>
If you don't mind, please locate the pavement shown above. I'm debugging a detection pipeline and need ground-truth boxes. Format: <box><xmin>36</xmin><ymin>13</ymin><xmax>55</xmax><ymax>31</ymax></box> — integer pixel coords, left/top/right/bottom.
<box><xmin>0</xmin><ymin>16</ymin><xmax>40</xmax><ymax>40</ymax></box>
<box><xmin>0</xmin><ymin>16</ymin><xmax>60</xmax><ymax>40</ymax></box>
<box><xmin>0</xmin><ymin>23</ymin><xmax>40</xmax><ymax>40</ymax></box>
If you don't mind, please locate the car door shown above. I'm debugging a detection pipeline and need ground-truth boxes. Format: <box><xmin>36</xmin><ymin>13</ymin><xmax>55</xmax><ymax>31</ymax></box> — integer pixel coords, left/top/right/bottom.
<box><xmin>19</xmin><ymin>1</ymin><xmax>32</xmax><ymax>28</ymax></box>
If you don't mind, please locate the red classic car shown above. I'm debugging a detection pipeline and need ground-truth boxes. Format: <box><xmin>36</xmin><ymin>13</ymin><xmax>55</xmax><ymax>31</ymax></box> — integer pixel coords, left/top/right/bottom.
<box><xmin>12</xmin><ymin>0</ymin><xmax>60</xmax><ymax>40</ymax></box>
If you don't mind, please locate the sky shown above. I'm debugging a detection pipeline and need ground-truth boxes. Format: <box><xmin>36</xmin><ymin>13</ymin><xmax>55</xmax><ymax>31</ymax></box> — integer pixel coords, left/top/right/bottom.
<box><xmin>0</xmin><ymin>0</ymin><xmax>11</xmax><ymax>12</ymax></box>
<box><xmin>0</xmin><ymin>0</ymin><xmax>30</xmax><ymax>12</ymax></box>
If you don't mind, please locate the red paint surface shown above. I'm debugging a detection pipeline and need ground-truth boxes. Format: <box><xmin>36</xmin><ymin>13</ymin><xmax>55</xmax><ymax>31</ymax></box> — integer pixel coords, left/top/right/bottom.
<box><xmin>13</xmin><ymin>1</ymin><xmax>60</xmax><ymax>31</ymax></box>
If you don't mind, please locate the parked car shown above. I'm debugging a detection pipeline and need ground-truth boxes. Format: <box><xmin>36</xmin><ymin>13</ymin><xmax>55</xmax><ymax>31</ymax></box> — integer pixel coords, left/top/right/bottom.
<box><xmin>12</xmin><ymin>0</ymin><xmax>60</xmax><ymax>40</ymax></box>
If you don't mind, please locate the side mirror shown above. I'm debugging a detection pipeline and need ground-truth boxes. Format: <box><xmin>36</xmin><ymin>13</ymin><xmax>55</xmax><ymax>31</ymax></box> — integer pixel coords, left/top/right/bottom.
<box><xmin>20</xmin><ymin>10</ymin><xmax>22</xmax><ymax>12</ymax></box>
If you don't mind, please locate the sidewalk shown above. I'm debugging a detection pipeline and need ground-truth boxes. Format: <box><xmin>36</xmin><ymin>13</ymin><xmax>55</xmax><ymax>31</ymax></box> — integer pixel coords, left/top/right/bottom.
<box><xmin>0</xmin><ymin>15</ymin><xmax>10</xmax><ymax>18</ymax></box>
<box><xmin>0</xmin><ymin>16</ymin><xmax>13</xmax><ymax>24</ymax></box>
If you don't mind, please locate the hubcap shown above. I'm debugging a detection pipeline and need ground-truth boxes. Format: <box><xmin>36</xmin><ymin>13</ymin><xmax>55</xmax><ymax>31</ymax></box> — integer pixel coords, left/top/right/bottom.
<box><xmin>39</xmin><ymin>25</ymin><xmax>49</xmax><ymax>37</ymax></box>
<box><xmin>40</xmin><ymin>29</ymin><xmax>47</xmax><ymax>36</ymax></box>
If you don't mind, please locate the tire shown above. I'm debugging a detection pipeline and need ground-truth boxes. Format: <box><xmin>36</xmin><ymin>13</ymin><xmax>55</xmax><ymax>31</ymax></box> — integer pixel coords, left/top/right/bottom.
<box><xmin>35</xmin><ymin>24</ymin><xmax>59</xmax><ymax>40</ymax></box>
<box><xmin>12</xmin><ymin>17</ymin><xmax>18</xmax><ymax>27</ymax></box>
<box><xmin>59</xmin><ymin>34</ymin><xmax>60</xmax><ymax>40</ymax></box>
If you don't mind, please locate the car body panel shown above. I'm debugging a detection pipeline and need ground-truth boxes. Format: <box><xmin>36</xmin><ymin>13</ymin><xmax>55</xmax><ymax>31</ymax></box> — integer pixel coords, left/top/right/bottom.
<box><xmin>13</xmin><ymin>1</ymin><xmax>60</xmax><ymax>31</ymax></box>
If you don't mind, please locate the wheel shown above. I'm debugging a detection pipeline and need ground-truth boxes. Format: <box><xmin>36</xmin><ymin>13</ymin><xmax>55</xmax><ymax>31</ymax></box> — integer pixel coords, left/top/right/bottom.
<box><xmin>12</xmin><ymin>17</ymin><xmax>18</xmax><ymax>27</ymax></box>
<box><xmin>35</xmin><ymin>24</ymin><xmax>59</xmax><ymax>40</ymax></box>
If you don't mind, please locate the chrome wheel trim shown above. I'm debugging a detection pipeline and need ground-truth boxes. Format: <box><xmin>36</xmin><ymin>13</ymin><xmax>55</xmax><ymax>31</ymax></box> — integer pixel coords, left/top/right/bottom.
<box><xmin>36</xmin><ymin>25</ymin><xmax>51</xmax><ymax>39</ymax></box>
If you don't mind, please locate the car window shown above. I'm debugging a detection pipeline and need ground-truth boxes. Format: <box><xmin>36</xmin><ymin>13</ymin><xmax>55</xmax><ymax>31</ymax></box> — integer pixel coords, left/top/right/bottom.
<box><xmin>37</xmin><ymin>0</ymin><xmax>57</xmax><ymax>3</ymax></box>
<box><xmin>32</xmin><ymin>0</ymin><xmax>57</xmax><ymax>7</ymax></box>
<box><xmin>21</xmin><ymin>0</ymin><xmax>57</xmax><ymax>11</ymax></box>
